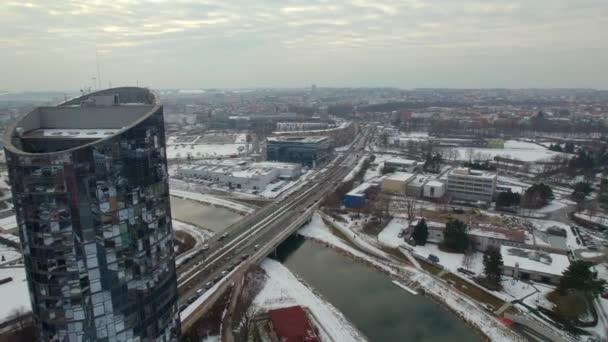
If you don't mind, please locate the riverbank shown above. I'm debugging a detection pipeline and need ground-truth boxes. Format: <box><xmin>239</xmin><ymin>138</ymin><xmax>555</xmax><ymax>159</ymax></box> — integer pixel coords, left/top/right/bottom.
<box><xmin>298</xmin><ymin>212</ymin><xmax>524</xmax><ymax>342</ymax></box>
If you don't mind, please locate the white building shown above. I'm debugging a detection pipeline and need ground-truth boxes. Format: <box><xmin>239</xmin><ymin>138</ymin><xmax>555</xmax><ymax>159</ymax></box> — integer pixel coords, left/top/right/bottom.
<box><xmin>501</xmin><ymin>246</ymin><xmax>570</xmax><ymax>285</ymax></box>
<box><xmin>177</xmin><ymin>160</ymin><xmax>301</xmax><ymax>191</ymax></box>
<box><xmin>423</xmin><ymin>180</ymin><xmax>446</xmax><ymax>199</ymax></box>
<box><xmin>446</xmin><ymin>167</ymin><xmax>497</xmax><ymax>203</ymax></box>
<box><xmin>406</xmin><ymin>174</ymin><xmax>428</xmax><ymax>197</ymax></box>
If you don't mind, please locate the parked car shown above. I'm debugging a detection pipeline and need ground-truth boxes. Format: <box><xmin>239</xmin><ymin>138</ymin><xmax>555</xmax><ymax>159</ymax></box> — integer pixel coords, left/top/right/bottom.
<box><xmin>204</xmin><ymin>282</ymin><xmax>213</xmax><ymax>289</ymax></box>
<box><xmin>241</xmin><ymin>254</ymin><xmax>250</xmax><ymax>260</ymax></box>
<box><xmin>202</xmin><ymin>244</ymin><xmax>210</xmax><ymax>251</ymax></box>
<box><xmin>254</xmin><ymin>244</ymin><xmax>260</xmax><ymax>250</ymax></box>
<box><xmin>428</xmin><ymin>254</ymin><xmax>440</xmax><ymax>263</ymax></box>
<box><xmin>218</xmin><ymin>232</ymin><xmax>229</xmax><ymax>241</ymax></box>
<box><xmin>196</xmin><ymin>288</ymin><xmax>204</xmax><ymax>295</ymax></box>
<box><xmin>457</xmin><ymin>267</ymin><xmax>475</xmax><ymax>276</ymax></box>
<box><xmin>221</xmin><ymin>270</ymin><xmax>229</xmax><ymax>277</ymax></box>
<box><xmin>397</xmin><ymin>230</ymin><xmax>405</xmax><ymax>238</ymax></box>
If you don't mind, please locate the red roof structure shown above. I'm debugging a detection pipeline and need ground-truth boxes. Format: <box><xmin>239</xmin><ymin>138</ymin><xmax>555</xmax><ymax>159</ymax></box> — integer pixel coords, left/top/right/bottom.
<box><xmin>268</xmin><ymin>306</ymin><xmax>320</xmax><ymax>342</ymax></box>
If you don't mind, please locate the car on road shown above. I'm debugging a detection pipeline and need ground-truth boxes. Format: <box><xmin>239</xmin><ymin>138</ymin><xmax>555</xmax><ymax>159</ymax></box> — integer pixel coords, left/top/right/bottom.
<box><xmin>428</xmin><ymin>254</ymin><xmax>440</xmax><ymax>263</ymax></box>
<box><xmin>204</xmin><ymin>282</ymin><xmax>213</xmax><ymax>289</ymax></box>
<box><xmin>202</xmin><ymin>244</ymin><xmax>209</xmax><ymax>251</ymax></box>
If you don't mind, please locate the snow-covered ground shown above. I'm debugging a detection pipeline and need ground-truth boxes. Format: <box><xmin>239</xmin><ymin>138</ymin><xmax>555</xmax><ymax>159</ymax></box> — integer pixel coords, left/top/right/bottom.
<box><xmin>377</xmin><ymin>217</ymin><xmax>408</xmax><ymax>248</ymax></box>
<box><xmin>0</xmin><ymin>267</ymin><xmax>31</xmax><ymax>322</ymax></box>
<box><xmin>413</xmin><ymin>243</ymin><xmax>484</xmax><ymax>275</ymax></box>
<box><xmin>170</xmin><ymin>189</ymin><xmax>255</xmax><ymax>214</ymax></box>
<box><xmin>253</xmin><ymin>259</ymin><xmax>367</xmax><ymax>342</ymax></box>
<box><xmin>537</xmin><ymin>200</ymin><xmax>568</xmax><ymax>214</ymax></box>
<box><xmin>343</xmin><ymin>155</ymin><xmax>369</xmax><ymax>182</ymax></box>
<box><xmin>173</xmin><ymin>220</ymin><xmax>213</xmax><ymax>267</ymax></box>
<box><xmin>445</xmin><ymin>140</ymin><xmax>566</xmax><ymax>163</ymax></box>
<box><xmin>574</xmin><ymin>211</ymin><xmax>608</xmax><ymax>227</ymax></box>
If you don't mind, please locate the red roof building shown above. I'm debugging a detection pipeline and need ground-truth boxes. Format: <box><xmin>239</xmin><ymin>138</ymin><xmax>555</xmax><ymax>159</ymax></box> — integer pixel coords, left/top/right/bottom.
<box><xmin>268</xmin><ymin>306</ymin><xmax>320</xmax><ymax>342</ymax></box>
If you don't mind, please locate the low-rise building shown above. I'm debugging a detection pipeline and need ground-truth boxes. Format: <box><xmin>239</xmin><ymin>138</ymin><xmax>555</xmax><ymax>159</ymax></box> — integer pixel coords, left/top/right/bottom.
<box><xmin>381</xmin><ymin>172</ymin><xmax>415</xmax><ymax>194</ymax></box>
<box><xmin>501</xmin><ymin>246</ymin><xmax>570</xmax><ymax>285</ymax></box>
<box><xmin>177</xmin><ymin>159</ymin><xmax>301</xmax><ymax>191</ymax></box>
<box><xmin>423</xmin><ymin>180</ymin><xmax>446</xmax><ymax>199</ymax></box>
<box><xmin>266</xmin><ymin>136</ymin><xmax>334</xmax><ymax>168</ymax></box>
<box><xmin>344</xmin><ymin>182</ymin><xmax>374</xmax><ymax>209</ymax></box>
<box><xmin>447</xmin><ymin>167</ymin><xmax>497</xmax><ymax>203</ymax></box>
<box><xmin>406</xmin><ymin>174</ymin><xmax>428</xmax><ymax>197</ymax></box>
<box><xmin>384</xmin><ymin>158</ymin><xmax>419</xmax><ymax>172</ymax></box>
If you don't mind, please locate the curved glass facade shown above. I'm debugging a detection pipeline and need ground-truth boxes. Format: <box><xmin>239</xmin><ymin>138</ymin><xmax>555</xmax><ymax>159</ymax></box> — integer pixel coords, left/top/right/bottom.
<box><xmin>4</xmin><ymin>88</ymin><xmax>179</xmax><ymax>341</ymax></box>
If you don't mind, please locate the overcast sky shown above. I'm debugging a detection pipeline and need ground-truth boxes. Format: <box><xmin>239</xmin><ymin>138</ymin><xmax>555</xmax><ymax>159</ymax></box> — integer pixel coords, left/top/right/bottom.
<box><xmin>0</xmin><ymin>0</ymin><xmax>606</xmax><ymax>91</ymax></box>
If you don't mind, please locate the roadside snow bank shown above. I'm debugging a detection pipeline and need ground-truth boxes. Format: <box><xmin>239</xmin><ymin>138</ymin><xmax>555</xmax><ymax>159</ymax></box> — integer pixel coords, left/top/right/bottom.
<box><xmin>254</xmin><ymin>259</ymin><xmax>367</xmax><ymax>342</ymax></box>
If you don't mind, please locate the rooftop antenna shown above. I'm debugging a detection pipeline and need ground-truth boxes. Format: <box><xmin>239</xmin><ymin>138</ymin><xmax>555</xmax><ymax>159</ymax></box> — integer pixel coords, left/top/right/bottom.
<box><xmin>95</xmin><ymin>48</ymin><xmax>102</xmax><ymax>90</ymax></box>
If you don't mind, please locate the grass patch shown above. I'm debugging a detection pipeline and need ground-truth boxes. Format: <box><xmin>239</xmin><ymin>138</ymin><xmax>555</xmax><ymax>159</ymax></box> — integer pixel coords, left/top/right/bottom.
<box><xmin>417</xmin><ymin>258</ymin><xmax>443</xmax><ymax>275</ymax></box>
<box><xmin>442</xmin><ymin>273</ymin><xmax>504</xmax><ymax>311</ymax></box>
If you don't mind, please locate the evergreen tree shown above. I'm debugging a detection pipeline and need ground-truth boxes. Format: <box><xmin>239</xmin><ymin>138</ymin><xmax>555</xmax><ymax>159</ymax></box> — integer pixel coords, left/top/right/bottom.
<box><xmin>412</xmin><ymin>219</ymin><xmax>429</xmax><ymax>246</ymax></box>
<box><xmin>443</xmin><ymin>219</ymin><xmax>469</xmax><ymax>253</ymax></box>
<box><xmin>559</xmin><ymin>260</ymin><xmax>606</xmax><ymax>295</ymax></box>
<box><xmin>483</xmin><ymin>246</ymin><xmax>503</xmax><ymax>286</ymax></box>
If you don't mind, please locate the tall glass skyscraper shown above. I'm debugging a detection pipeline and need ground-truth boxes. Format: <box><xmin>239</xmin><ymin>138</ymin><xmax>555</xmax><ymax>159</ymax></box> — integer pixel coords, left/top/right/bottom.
<box><xmin>3</xmin><ymin>88</ymin><xmax>179</xmax><ymax>341</ymax></box>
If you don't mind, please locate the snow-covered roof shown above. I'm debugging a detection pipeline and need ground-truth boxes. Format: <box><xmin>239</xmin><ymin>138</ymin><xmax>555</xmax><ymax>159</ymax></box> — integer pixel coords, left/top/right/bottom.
<box><xmin>385</xmin><ymin>158</ymin><xmax>418</xmax><ymax>166</ymax></box>
<box><xmin>385</xmin><ymin>172</ymin><xmax>415</xmax><ymax>182</ymax></box>
<box><xmin>347</xmin><ymin>182</ymin><xmax>374</xmax><ymax>195</ymax></box>
<box><xmin>424</xmin><ymin>180</ymin><xmax>444</xmax><ymax>188</ymax></box>
<box><xmin>501</xmin><ymin>246</ymin><xmax>569</xmax><ymax>276</ymax></box>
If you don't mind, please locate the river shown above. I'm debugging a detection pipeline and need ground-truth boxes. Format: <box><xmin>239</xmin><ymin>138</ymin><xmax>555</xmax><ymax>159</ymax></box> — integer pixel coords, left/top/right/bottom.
<box><xmin>171</xmin><ymin>199</ymin><xmax>479</xmax><ymax>341</ymax></box>
<box><xmin>170</xmin><ymin>196</ymin><xmax>244</xmax><ymax>232</ymax></box>
<box><xmin>275</xmin><ymin>236</ymin><xmax>480</xmax><ymax>342</ymax></box>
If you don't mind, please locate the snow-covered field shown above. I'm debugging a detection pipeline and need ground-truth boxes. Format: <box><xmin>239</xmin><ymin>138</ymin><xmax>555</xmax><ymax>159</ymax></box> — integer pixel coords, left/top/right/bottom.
<box><xmin>445</xmin><ymin>140</ymin><xmax>566</xmax><ymax>163</ymax></box>
<box><xmin>377</xmin><ymin>217</ymin><xmax>408</xmax><ymax>248</ymax></box>
<box><xmin>170</xmin><ymin>189</ymin><xmax>255</xmax><ymax>214</ymax></box>
<box><xmin>254</xmin><ymin>259</ymin><xmax>367</xmax><ymax>342</ymax></box>
<box><xmin>0</xmin><ymin>267</ymin><xmax>31</xmax><ymax>322</ymax></box>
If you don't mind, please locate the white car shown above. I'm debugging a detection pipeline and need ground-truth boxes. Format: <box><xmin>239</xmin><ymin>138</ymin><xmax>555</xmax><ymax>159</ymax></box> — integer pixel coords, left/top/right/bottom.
<box><xmin>202</xmin><ymin>244</ymin><xmax>209</xmax><ymax>251</ymax></box>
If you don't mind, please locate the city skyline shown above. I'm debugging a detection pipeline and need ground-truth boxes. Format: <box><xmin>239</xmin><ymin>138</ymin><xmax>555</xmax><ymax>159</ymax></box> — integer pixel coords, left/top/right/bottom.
<box><xmin>1</xmin><ymin>0</ymin><xmax>607</xmax><ymax>91</ymax></box>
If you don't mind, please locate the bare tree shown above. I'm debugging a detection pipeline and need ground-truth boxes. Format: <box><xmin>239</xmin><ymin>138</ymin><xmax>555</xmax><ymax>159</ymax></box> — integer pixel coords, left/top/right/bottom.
<box><xmin>405</xmin><ymin>199</ymin><xmax>416</xmax><ymax>220</ymax></box>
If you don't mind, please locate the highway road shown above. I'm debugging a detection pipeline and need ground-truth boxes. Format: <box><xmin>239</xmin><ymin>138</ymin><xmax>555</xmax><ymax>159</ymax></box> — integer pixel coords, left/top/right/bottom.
<box><xmin>175</xmin><ymin>127</ymin><xmax>372</xmax><ymax>309</ymax></box>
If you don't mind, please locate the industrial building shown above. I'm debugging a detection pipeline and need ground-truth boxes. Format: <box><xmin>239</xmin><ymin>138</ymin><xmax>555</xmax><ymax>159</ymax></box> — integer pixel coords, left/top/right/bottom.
<box><xmin>446</xmin><ymin>167</ymin><xmax>497</xmax><ymax>203</ymax></box>
<box><xmin>344</xmin><ymin>182</ymin><xmax>374</xmax><ymax>209</ymax></box>
<box><xmin>3</xmin><ymin>88</ymin><xmax>179</xmax><ymax>341</ymax></box>
<box><xmin>177</xmin><ymin>159</ymin><xmax>301</xmax><ymax>191</ymax></box>
<box><xmin>266</xmin><ymin>136</ymin><xmax>334</xmax><ymax>168</ymax></box>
